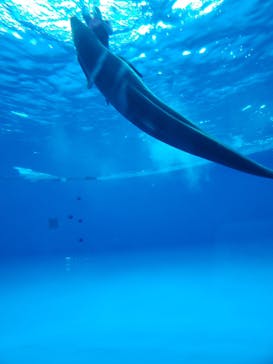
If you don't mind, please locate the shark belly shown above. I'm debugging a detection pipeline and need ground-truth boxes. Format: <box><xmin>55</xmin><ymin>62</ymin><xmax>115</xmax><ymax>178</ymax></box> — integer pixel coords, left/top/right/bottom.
<box><xmin>70</xmin><ymin>16</ymin><xmax>273</xmax><ymax>180</ymax></box>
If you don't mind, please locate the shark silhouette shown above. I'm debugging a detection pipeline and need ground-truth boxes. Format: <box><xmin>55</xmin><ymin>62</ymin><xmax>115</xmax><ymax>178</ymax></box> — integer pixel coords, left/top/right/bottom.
<box><xmin>70</xmin><ymin>16</ymin><xmax>273</xmax><ymax>179</ymax></box>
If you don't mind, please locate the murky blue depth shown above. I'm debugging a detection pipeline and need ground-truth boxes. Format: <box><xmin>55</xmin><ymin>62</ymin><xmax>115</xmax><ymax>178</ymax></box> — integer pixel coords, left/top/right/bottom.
<box><xmin>0</xmin><ymin>0</ymin><xmax>273</xmax><ymax>363</ymax></box>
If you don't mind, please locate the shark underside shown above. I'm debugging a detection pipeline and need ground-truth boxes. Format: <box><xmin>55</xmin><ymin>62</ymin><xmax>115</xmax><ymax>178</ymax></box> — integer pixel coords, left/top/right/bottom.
<box><xmin>70</xmin><ymin>16</ymin><xmax>273</xmax><ymax>179</ymax></box>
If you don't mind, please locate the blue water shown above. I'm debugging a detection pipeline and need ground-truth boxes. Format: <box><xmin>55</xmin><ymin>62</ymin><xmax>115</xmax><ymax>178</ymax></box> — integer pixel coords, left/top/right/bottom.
<box><xmin>1</xmin><ymin>0</ymin><xmax>273</xmax><ymax>363</ymax></box>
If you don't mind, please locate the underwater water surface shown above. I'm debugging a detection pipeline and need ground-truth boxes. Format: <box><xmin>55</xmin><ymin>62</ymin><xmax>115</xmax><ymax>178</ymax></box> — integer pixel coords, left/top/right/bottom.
<box><xmin>0</xmin><ymin>0</ymin><xmax>273</xmax><ymax>363</ymax></box>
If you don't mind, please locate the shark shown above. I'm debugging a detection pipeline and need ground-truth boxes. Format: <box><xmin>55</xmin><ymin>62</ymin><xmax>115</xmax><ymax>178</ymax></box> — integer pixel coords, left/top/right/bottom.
<box><xmin>70</xmin><ymin>16</ymin><xmax>273</xmax><ymax>179</ymax></box>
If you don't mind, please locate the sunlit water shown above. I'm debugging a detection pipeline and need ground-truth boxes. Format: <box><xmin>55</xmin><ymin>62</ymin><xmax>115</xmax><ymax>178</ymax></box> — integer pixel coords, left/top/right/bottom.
<box><xmin>1</xmin><ymin>0</ymin><xmax>273</xmax><ymax>178</ymax></box>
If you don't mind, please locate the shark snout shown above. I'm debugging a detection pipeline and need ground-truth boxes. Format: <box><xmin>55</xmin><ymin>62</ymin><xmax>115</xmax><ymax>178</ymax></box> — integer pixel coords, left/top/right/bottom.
<box><xmin>70</xmin><ymin>16</ymin><xmax>86</xmax><ymax>35</ymax></box>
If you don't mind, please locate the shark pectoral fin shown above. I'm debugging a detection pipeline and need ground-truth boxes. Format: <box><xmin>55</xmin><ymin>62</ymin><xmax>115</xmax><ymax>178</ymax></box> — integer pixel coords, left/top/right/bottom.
<box><xmin>119</xmin><ymin>56</ymin><xmax>143</xmax><ymax>78</ymax></box>
<box><xmin>126</xmin><ymin>85</ymin><xmax>273</xmax><ymax>179</ymax></box>
<box><xmin>127</xmin><ymin>84</ymin><xmax>200</xmax><ymax>134</ymax></box>
<box><xmin>132</xmin><ymin>83</ymin><xmax>202</xmax><ymax>132</ymax></box>
<box><xmin>77</xmin><ymin>55</ymin><xmax>93</xmax><ymax>89</ymax></box>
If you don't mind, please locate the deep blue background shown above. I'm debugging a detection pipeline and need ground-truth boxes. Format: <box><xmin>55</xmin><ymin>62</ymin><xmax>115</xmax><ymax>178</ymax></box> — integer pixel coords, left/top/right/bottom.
<box><xmin>0</xmin><ymin>149</ymin><xmax>273</xmax><ymax>256</ymax></box>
